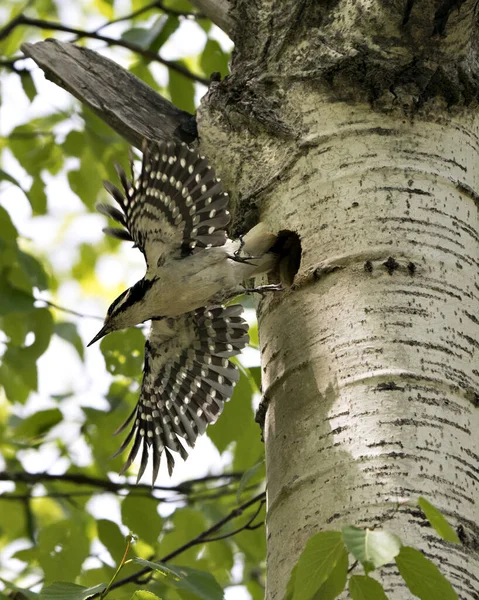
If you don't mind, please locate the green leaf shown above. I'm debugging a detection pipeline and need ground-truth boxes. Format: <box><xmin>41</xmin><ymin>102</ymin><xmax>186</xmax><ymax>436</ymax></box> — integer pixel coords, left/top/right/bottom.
<box><xmin>168</xmin><ymin>66</ymin><xmax>195</xmax><ymax>113</ymax></box>
<box><xmin>0</xmin><ymin>278</ymin><xmax>34</xmax><ymax>315</ymax></box>
<box><xmin>291</xmin><ymin>531</ymin><xmax>346</xmax><ymax>600</ymax></box>
<box><xmin>37</xmin><ymin>520</ymin><xmax>90</xmax><ymax>584</ymax></box>
<box><xmin>0</xmin><ymin>360</ymin><xmax>33</xmax><ymax>403</ymax></box>
<box><xmin>25</xmin><ymin>308</ymin><xmax>54</xmax><ymax>359</ymax></box>
<box><xmin>121</xmin><ymin>494</ymin><xmax>163</xmax><ymax>546</ymax></box>
<box><xmin>342</xmin><ymin>526</ymin><xmax>402</xmax><ymax>572</ymax></box>
<box><xmin>29</xmin><ymin>175</ymin><xmax>48</xmax><ymax>215</ymax></box>
<box><xmin>100</xmin><ymin>327</ymin><xmax>145</xmax><ymax>377</ymax></box>
<box><xmin>149</xmin><ymin>15</ymin><xmax>180</xmax><ymax>53</ymax></box>
<box><xmin>97</xmin><ymin>519</ymin><xmax>127</xmax><ymax>565</ymax></box>
<box><xmin>285</xmin><ymin>564</ymin><xmax>297</xmax><ymax>600</ymax></box>
<box><xmin>236</xmin><ymin>459</ymin><xmax>264</xmax><ymax>502</ymax></box>
<box><xmin>0</xmin><ymin>205</ymin><xmax>18</xmax><ymax>241</ymax></box>
<box><xmin>39</xmin><ymin>582</ymin><xmax>107</xmax><ymax>600</ymax></box>
<box><xmin>15</xmin><ymin>408</ymin><xmax>62</xmax><ymax>440</ymax></box>
<box><xmin>349</xmin><ymin>575</ymin><xmax>389</xmax><ymax>600</ymax></box>
<box><xmin>207</xmin><ymin>369</ymin><xmax>263</xmax><ymax>471</ymax></box>
<box><xmin>159</xmin><ymin>508</ymin><xmax>206</xmax><ymax>566</ymax></box>
<box><xmin>311</xmin><ymin>548</ymin><xmax>348</xmax><ymax>600</ymax></box>
<box><xmin>17</xmin><ymin>250</ymin><xmax>49</xmax><ymax>290</ymax></box>
<box><xmin>0</xmin><ymin>579</ymin><xmax>39</xmax><ymax>599</ymax></box>
<box><xmin>121</xmin><ymin>26</ymin><xmax>158</xmax><ymax>49</ymax></box>
<box><xmin>395</xmin><ymin>546</ymin><xmax>458</xmax><ymax>600</ymax></box>
<box><xmin>21</xmin><ymin>72</ymin><xmax>37</xmax><ymax>103</ymax></box>
<box><xmin>55</xmin><ymin>322</ymin><xmax>85</xmax><ymax>361</ymax></box>
<box><xmin>2</xmin><ymin>347</ymin><xmax>38</xmax><ymax>392</ymax></box>
<box><xmin>417</xmin><ymin>497</ymin><xmax>460</xmax><ymax>544</ymax></box>
<box><xmin>200</xmin><ymin>39</ymin><xmax>229</xmax><ymax>78</ymax></box>
<box><xmin>133</xmin><ymin>559</ymin><xmax>224</xmax><ymax>600</ymax></box>
<box><xmin>0</xmin><ymin>168</ymin><xmax>29</xmax><ymax>202</ymax></box>
<box><xmin>129</xmin><ymin>592</ymin><xmax>162</xmax><ymax>600</ymax></box>
<box><xmin>9</xmin><ymin>126</ymin><xmax>63</xmax><ymax>176</ymax></box>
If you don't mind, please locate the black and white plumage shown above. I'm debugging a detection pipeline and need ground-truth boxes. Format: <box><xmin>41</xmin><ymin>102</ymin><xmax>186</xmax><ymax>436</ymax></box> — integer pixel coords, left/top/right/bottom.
<box><xmin>90</xmin><ymin>140</ymin><xmax>280</xmax><ymax>482</ymax></box>
<box><xmin>97</xmin><ymin>140</ymin><xmax>231</xmax><ymax>267</ymax></box>
<box><xmin>111</xmin><ymin>305</ymin><xmax>249</xmax><ymax>482</ymax></box>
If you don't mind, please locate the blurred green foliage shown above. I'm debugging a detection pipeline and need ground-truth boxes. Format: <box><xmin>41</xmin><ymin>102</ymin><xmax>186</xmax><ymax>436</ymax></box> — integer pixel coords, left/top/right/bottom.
<box><xmin>0</xmin><ymin>2</ymin><xmax>264</xmax><ymax>599</ymax></box>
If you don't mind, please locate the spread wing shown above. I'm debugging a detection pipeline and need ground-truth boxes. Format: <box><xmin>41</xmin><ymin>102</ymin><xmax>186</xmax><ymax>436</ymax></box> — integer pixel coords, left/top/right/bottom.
<box><xmin>97</xmin><ymin>140</ymin><xmax>231</xmax><ymax>270</ymax></box>
<box><xmin>112</xmin><ymin>304</ymin><xmax>249</xmax><ymax>483</ymax></box>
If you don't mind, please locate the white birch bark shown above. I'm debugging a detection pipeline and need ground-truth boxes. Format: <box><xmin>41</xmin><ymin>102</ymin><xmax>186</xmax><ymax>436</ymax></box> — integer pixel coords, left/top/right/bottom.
<box><xmin>197</xmin><ymin>1</ymin><xmax>479</xmax><ymax>597</ymax></box>
<box><xmin>258</xmin><ymin>96</ymin><xmax>479</xmax><ymax>599</ymax></box>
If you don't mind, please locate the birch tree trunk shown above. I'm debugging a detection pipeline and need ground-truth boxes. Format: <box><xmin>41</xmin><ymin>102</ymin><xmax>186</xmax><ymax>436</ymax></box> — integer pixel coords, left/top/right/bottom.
<box><xmin>198</xmin><ymin>1</ymin><xmax>479</xmax><ymax>598</ymax></box>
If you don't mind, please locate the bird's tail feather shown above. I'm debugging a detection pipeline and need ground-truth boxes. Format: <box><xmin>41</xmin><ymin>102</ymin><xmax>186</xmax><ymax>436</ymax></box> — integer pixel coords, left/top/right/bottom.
<box><xmin>241</xmin><ymin>223</ymin><xmax>278</xmax><ymax>277</ymax></box>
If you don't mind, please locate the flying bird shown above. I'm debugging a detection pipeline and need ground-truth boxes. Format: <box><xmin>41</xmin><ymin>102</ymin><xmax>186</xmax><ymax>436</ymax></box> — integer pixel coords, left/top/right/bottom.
<box><xmin>89</xmin><ymin>140</ymin><xmax>280</xmax><ymax>482</ymax></box>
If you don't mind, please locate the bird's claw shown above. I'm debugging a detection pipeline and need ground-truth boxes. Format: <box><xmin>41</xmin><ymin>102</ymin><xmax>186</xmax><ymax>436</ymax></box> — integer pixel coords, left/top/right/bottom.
<box><xmin>242</xmin><ymin>283</ymin><xmax>284</xmax><ymax>296</ymax></box>
<box><xmin>227</xmin><ymin>254</ymin><xmax>259</xmax><ymax>266</ymax></box>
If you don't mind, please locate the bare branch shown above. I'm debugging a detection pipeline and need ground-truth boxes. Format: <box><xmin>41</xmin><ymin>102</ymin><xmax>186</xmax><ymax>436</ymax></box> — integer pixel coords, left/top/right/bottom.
<box><xmin>189</xmin><ymin>0</ymin><xmax>234</xmax><ymax>36</ymax></box>
<box><xmin>34</xmin><ymin>296</ymin><xmax>104</xmax><ymax>320</ymax></box>
<box><xmin>102</xmin><ymin>491</ymin><xmax>267</xmax><ymax>594</ymax></box>
<box><xmin>92</xmin><ymin>0</ymin><xmax>204</xmax><ymax>31</ymax></box>
<box><xmin>6</xmin><ymin>14</ymin><xmax>208</xmax><ymax>84</ymax></box>
<box><xmin>21</xmin><ymin>40</ymin><xmax>198</xmax><ymax>148</ymax></box>
<box><xmin>0</xmin><ymin>470</ymin><xmax>243</xmax><ymax>494</ymax></box>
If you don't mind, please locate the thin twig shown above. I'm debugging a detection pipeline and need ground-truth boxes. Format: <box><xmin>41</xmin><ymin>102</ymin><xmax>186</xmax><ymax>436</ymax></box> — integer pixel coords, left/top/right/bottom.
<box><xmin>0</xmin><ymin>57</ymin><xmax>30</xmax><ymax>73</ymax></box>
<box><xmin>201</xmin><ymin>498</ymin><xmax>265</xmax><ymax>542</ymax></box>
<box><xmin>0</xmin><ymin>481</ymin><xmax>259</xmax><ymax>504</ymax></box>
<box><xmin>0</xmin><ymin>470</ymin><xmax>244</xmax><ymax>494</ymax></box>
<box><xmin>0</xmin><ymin>14</ymin><xmax>209</xmax><ymax>85</ymax></box>
<box><xmin>93</xmin><ymin>0</ymin><xmax>204</xmax><ymax>34</ymax></box>
<box><xmin>101</xmin><ymin>491</ymin><xmax>267</xmax><ymax>594</ymax></box>
<box><xmin>34</xmin><ymin>296</ymin><xmax>104</xmax><ymax>320</ymax></box>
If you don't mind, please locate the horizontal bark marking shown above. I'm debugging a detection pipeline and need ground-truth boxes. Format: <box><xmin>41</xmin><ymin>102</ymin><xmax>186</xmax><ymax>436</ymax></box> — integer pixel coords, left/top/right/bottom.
<box><xmin>453</xmin><ymin>179</ymin><xmax>479</xmax><ymax>211</ymax></box>
<box><xmin>392</xmin><ymin>338</ymin><xmax>461</xmax><ymax>357</ymax></box>
<box><xmin>426</xmin><ymin>360</ymin><xmax>479</xmax><ymax>392</ymax></box>
<box><xmin>418</xmin><ymin>474</ymin><xmax>475</xmax><ymax>504</ymax></box>
<box><xmin>374</xmin><ymin>185</ymin><xmax>433</xmax><ymax>197</ymax></box>
<box><xmin>400</xmin><ymin>149</ymin><xmax>468</xmax><ymax>173</ymax></box>
<box><xmin>383</xmin><ymin>287</ymin><xmax>454</xmax><ymax>302</ymax></box>
<box><xmin>381</xmin><ymin>417</ymin><xmax>443</xmax><ymax>428</ymax></box>
<box><xmin>376</xmin><ymin>214</ymin><xmax>462</xmax><ymax>238</ymax></box>
<box><xmin>382</xmin><ymin>225</ymin><xmax>467</xmax><ymax>251</ymax></box>
<box><xmin>453</xmin><ymin>465</ymin><xmax>479</xmax><ymax>485</ymax></box>
<box><xmin>464</xmin><ymin>447</ymin><xmax>479</xmax><ymax>463</ymax></box>
<box><xmin>425</xmin><ymin>206</ymin><xmax>479</xmax><ymax>244</ymax></box>
<box><xmin>413</xmin><ymin>393</ymin><xmax>464</xmax><ymax>413</ymax></box>
<box><xmin>366</xmin><ymin>440</ymin><xmax>405</xmax><ymax>448</ymax></box>
<box><xmin>464</xmin><ymin>310</ymin><xmax>479</xmax><ymax>326</ymax></box>
<box><xmin>364</xmin><ymin>305</ymin><xmax>429</xmax><ymax>317</ymax></box>
<box><xmin>458</xmin><ymin>332</ymin><xmax>479</xmax><ymax>351</ymax></box>
<box><xmin>375</xmin><ymin>381</ymin><xmax>405</xmax><ymax>391</ymax></box>
<box><xmin>428</xmin><ymin>414</ymin><xmax>471</xmax><ymax>434</ymax></box>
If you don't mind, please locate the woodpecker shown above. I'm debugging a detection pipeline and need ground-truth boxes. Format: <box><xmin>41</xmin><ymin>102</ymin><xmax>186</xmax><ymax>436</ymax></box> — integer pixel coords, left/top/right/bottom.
<box><xmin>89</xmin><ymin>140</ymin><xmax>280</xmax><ymax>482</ymax></box>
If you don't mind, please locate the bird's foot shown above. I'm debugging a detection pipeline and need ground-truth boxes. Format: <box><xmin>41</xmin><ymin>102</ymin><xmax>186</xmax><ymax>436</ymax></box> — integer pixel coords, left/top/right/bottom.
<box><xmin>242</xmin><ymin>283</ymin><xmax>284</xmax><ymax>296</ymax></box>
<box><xmin>227</xmin><ymin>254</ymin><xmax>259</xmax><ymax>266</ymax></box>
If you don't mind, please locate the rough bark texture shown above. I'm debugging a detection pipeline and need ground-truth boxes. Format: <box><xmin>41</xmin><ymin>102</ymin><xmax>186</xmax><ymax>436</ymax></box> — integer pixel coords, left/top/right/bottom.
<box><xmin>22</xmin><ymin>39</ymin><xmax>197</xmax><ymax>149</ymax></box>
<box><xmin>196</xmin><ymin>1</ymin><xmax>479</xmax><ymax>598</ymax></box>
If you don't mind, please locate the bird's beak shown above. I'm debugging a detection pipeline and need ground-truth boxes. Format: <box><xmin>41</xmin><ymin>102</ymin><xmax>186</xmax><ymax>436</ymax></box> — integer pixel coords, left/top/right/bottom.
<box><xmin>87</xmin><ymin>324</ymin><xmax>110</xmax><ymax>347</ymax></box>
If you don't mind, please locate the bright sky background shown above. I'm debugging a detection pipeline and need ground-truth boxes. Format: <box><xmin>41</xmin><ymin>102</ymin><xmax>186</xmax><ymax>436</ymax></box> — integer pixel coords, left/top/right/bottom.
<box><xmin>0</xmin><ymin>2</ymin><xmax>259</xmax><ymax>598</ymax></box>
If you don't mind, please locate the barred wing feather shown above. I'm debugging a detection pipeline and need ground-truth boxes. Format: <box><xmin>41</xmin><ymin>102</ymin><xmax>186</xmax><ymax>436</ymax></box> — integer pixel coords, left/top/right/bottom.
<box><xmin>98</xmin><ymin>140</ymin><xmax>231</xmax><ymax>269</ymax></box>
<box><xmin>112</xmin><ymin>304</ymin><xmax>249</xmax><ymax>483</ymax></box>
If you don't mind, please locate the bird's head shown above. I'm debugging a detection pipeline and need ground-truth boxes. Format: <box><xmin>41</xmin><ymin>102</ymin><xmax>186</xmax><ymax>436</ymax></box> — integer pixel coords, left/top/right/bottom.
<box><xmin>88</xmin><ymin>277</ymin><xmax>157</xmax><ymax>346</ymax></box>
